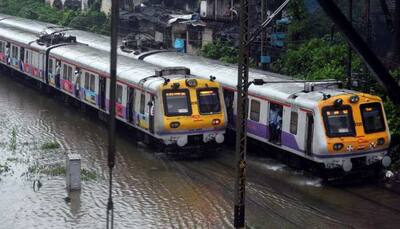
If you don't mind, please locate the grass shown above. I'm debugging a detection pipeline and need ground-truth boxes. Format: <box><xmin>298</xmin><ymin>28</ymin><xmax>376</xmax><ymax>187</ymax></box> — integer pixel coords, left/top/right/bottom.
<box><xmin>27</xmin><ymin>164</ymin><xmax>97</xmax><ymax>181</ymax></box>
<box><xmin>9</xmin><ymin>127</ymin><xmax>17</xmax><ymax>150</ymax></box>
<box><xmin>81</xmin><ymin>169</ymin><xmax>97</xmax><ymax>181</ymax></box>
<box><xmin>0</xmin><ymin>163</ymin><xmax>11</xmax><ymax>175</ymax></box>
<box><xmin>40</xmin><ymin>142</ymin><xmax>60</xmax><ymax>150</ymax></box>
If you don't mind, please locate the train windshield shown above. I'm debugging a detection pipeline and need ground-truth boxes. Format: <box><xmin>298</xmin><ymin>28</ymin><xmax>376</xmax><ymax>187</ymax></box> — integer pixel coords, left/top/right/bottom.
<box><xmin>360</xmin><ymin>103</ymin><xmax>385</xmax><ymax>133</ymax></box>
<box><xmin>323</xmin><ymin>106</ymin><xmax>355</xmax><ymax>137</ymax></box>
<box><xmin>163</xmin><ymin>89</ymin><xmax>191</xmax><ymax>116</ymax></box>
<box><xmin>197</xmin><ymin>88</ymin><xmax>221</xmax><ymax>114</ymax></box>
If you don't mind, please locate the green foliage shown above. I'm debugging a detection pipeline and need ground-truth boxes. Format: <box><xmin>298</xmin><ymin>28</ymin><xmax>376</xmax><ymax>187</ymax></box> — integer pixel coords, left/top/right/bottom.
<box><xmin>40</xmin><ymin>141</ymin><xmax>60</xmax><ymax>150</ymax></box>
<box><xmin>287</xmin><ymin>0</ymin><xmax>311</xmax><ymax>41</ymax></box>
<box><xmin>0</xmin><ymin>163</ymin><xmax>11</xmax><ymax>175</ymax></box>
<box><xmin>0</xmin><ymin>0</ymin><xmax>110</xmax><ymax>35</ymax></box>
<box><xmin>9</xmin><ymin>127</ymin><xmax>17</xmax><ymax>151</ymax></box>
<box><xmin>274</xmin><ymin>35</ymin><xmax>362</xmax><ymax>80</ymax></box>
<box><xmin>201</xmin><ymin>41</ymin><xmax>238</xmax><ymax>64</ymax></box>
<box><xmin>384</xmin><ymin>99</ymin><xmax>400</xmax><ymax>138</ymax></box>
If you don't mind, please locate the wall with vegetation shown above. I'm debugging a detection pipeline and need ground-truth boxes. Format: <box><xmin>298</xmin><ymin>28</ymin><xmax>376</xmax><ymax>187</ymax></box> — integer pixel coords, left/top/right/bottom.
<box><xmin>0</xmin><ymin>0</ymin><xmax>110</xmax><ymax>35</ymax></box>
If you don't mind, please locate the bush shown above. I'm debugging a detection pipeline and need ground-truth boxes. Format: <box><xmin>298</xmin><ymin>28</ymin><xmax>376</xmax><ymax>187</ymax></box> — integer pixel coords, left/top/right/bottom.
<box><xmin>0</xmin><ymin>0</ymin><xmax>110</xmax><ymax>35</ymax></box>
<box><xmin>274</xmin><ymin>35</ymin><xmax>362</xmax><ymax>80</ymax></box>
<box><xmin>201</xmin><ymin>41</ymin><xmax>238</xmax><ymax>64</ymax></box>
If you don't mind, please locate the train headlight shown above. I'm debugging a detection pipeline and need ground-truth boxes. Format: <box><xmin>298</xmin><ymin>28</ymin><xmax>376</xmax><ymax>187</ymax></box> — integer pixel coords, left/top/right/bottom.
<box><xmin>333</xmin><ymin>143</ymin><xmax>344</xmax><ymax>151</ymax></box>
<box><xmin>186</xmin><ymin>79</ymin><xmax>198</xmax><ymax>87</ymax></box>
<box><xmin>212</xmin><ymin>119</ymin><xmax>221</xmax><ymax>125</ymax></box>
<box><xmin>377</xmin><ymin>138</ymin><xmax>385</xmax><ymax>145</ymax></box>
<box><xmin>170</xmin><ymin>122</ymin><xmax>180</xmax><ymax>128</ymax></box>
<box><xmin>349</xmin><ymin>95</ymin><xmax>359</xmax><ymax>103</ymax></box>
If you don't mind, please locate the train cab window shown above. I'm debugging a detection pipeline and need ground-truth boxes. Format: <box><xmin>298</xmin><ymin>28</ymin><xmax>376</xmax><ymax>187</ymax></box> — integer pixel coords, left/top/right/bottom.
<box><xmin>249</xmin><ymin>99</ymin><xmax>260</xmax><ymax>122</ymax></box>
<box><xmin>322</xmin><ymin>106</ymin><xmax>355</xmax><ymax>137</ymax></box>
<box><xmin>360</xmin><ymin>103</ymin><xmax>385</xmax><ymax>133</ymax></box>
<box><xmin>163</xmin><ymin>89</ymin><xmax>191</xmax><ymax>116</ymax></box>
<box><xmin>116</xmin><ymin>84</ymin><xmax>123</xmax><ymax>104</ymax></box>
<box><xmin>48</xmin><ymin>59</ymin><xmax>53</xmax><ymax>75</ymax></box>
<box><xmin>290</xmin><ymin>111</ymin><xmax>298</xmax><ymax>135</ymax></box>
<box><xmin>197</xmin><ymin>88</ymin><xmax>221</xmax><ymax>114</ymax></box>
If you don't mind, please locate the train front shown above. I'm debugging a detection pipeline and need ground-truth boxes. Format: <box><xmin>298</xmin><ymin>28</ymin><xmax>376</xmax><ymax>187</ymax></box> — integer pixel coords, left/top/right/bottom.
<box><xmin>156</xmin><ymin>78</ymin><xmax>227</xmax><ymax>150</ymax></box>
<box><xmin>316</xmin><ymin>93</ymin><xmax>391</xmax><ymax>172</ymax></box>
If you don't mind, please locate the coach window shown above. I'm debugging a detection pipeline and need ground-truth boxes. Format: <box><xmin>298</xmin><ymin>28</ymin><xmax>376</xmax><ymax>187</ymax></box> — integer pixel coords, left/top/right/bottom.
<box><xmin>0</xmin><ymin>42</ymin><xmax>4</xmax><ymax>53</ymax></box>
<box><xmin>12</xmin><ymin>46</ymin><xmax>18</xmax><ymax>59</ymax></box>
<box><xmin>140</xmin><ymin>93</ymin><xmax>146</xmax><ymax>114</ymax></box>
<box><xmin>116</xmin><ymin>84</ymin><xmax>123</xmax><ymax>104</ymax></box>
<box><xmin>84</xmin><ymin>72</ymin><xmax>90</xmax><ymax>89</ymax></box>
<box><xmin>62</xmin><ymin>64</ymin><xmax>68</xmax><ymax>79</ymax></box>
<box><xmin>67</xmin><ymin>66</ymin><xmax>73</xmax><ymax>81</ymax></box>
<box><xmin>48</xmin><ymin>59</ymin><xmax>53</xmax><ymax>75</ymax></box>
<box><xmin>290</xmin><ymin>111</ymin><xmax>298</xmax><ymax>135</ymax></box>
<box><xmin>90</xmin><ymin>74</ymin><xmax>96</xmax><ymax>91</ymax></box>
<box><xmin>249</xmin><ymin>99</ymin><xmax>260</xmax><ymax>122</ymax></box>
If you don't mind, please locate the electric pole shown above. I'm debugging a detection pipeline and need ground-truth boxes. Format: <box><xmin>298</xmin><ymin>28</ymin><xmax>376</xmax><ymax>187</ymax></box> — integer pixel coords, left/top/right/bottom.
<box><xmin>234</xmin><ymin>1</ymin><xmax>290</xmax><ymax>227</ymax></box>
<box><xmin>234</xmin><ymin>0</ymin><xmax>250</xmax><ymax>227</ymax></box>
<box><xmin>347</xmin><ymin>0</ymin><xmax>352</xmax><ymax>88</ymax></box>
<box><xmin>106</xmin><ymin>0</ymin><xmax>119</xmax><ymax>228</ymax></box>
<box><xmin>261</xmin><ymin>0</ymin><xmax>268</xmax><ymax>70</ymax></box>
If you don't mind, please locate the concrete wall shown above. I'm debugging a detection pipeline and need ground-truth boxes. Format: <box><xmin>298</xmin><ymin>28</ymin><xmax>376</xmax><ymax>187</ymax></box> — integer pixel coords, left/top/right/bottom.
<box><xmin>101</xmin><ymin>0</ymin><xmax>144</xmax><ymax>14</ymax></box>
<box><xmin>46</xmin><ymin>0</ymin><xmax>90</xmax><ymax>11</ymax></box>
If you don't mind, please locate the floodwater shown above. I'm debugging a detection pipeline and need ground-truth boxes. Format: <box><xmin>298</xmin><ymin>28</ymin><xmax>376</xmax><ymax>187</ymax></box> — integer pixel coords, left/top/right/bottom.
<box><xmin>1</xmin><ymin>73</ymin><xmax>400</xmax><ymax>229</ymax></box>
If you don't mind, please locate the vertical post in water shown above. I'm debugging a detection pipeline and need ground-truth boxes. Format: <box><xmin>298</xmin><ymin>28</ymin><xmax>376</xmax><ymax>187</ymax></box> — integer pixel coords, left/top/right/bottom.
<box><xmin>261</xmin><ymin>0</ymin><xmax>268</xmax><ymax>70</ymax></box>
<box><xmin>347</xmin><ymin>0</ymin><xmax>352</xmax><ymax>88</ymax></box>
<box><xmin>234</xmin><ymin>0</ymin><xmax>249</xmax><ymax>227</ymax></box>
<box><xmin>107</xmin><ymin>0</ymin><xmax>119</xmax><ymax>228</ymax></box>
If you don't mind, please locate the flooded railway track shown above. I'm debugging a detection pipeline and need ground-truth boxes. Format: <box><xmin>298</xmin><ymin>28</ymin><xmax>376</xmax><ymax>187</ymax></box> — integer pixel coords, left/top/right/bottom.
<box><xmin>1</xmin><ymin>73</ymin><xmax>400</xmax><ymax>228</ymax></box>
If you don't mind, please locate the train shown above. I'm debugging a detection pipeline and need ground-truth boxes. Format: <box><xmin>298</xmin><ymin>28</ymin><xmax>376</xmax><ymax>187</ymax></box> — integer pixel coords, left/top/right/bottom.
<box><xmin>0</xmin><ymin>14</ymin><xmax>393</xmax><ymax>172</ymax></box>
<box><xmin>0</xmin><ymin>20</ymin><xmax>227</xmax><ymax>151</ymax></box>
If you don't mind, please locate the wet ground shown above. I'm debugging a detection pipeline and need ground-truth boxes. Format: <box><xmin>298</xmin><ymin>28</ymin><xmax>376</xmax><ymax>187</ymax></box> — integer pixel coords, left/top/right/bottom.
<box><xmin>1</xmin><ymin>73</ymin><xmax>400</xmax><ymax>228</ymax></box>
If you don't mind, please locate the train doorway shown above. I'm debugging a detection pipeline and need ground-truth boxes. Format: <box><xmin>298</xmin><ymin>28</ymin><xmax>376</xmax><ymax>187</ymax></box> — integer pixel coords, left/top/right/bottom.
<box><xmin>149</xmin><ymin>96</ymin><xmax>155</xmax><ymax>134</ymax></box>
<box><xmin>305</xmin><ymin>113</ymin><xmax>314</xmax><ymax>155</ymax></box>
<box><xmin>127</xmin><ymin>87</ymin><xmax>135</xmax><ymax>124</ymax></box>
<box><xmin>268</xmin><ymin>103</ymin><xmax>283</xmax><ymax>145</ymax></box>
<box><xmin>223</xmin><ymin>89</ymin><xmax>234</xmax><ymax>127</ymax></box>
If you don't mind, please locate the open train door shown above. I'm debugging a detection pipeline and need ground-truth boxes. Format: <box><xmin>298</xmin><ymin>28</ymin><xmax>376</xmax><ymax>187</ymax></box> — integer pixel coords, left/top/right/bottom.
<box><xmin>149</xmin><ymin>96</ymin><xmax>155</xmax><ymax>134</ymax></box>
<box><xmin>268</xmin><ymin>103</ymin><xmax>283</xmax><ymax>145</ymax></box>
<box><xmin>305</xmin><ymin>113</ymin><xmax>314</xmax><ymax>156</ymax></box>
<box><xmin>99</xmin><ymin>76</ymin><xmax>106</xmax><ymax>110</ymax></box>
<box><xmin>223</xmin><ymin>89</ymin><xmax>234</xmax><ymax>127</ymax></box>
<box><xmin>127</xmin><ymin>87</ymin><xmax>135</xmax><ymax>124</ymax></box>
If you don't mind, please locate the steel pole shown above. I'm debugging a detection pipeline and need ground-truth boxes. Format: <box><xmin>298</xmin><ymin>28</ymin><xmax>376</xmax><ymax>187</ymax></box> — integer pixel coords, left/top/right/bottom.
<box><xmin>347</xmin><ymin>0</ymin><xmax>352</xmax><ymax>88</ymax></box>
<box><xmin>316</xmin><ymin>0</ymin><xmax>400</xmax><ymax>105</ymax></box>
<box><xmin>234</xmin><ymin>0</ymin><xmax>249</xmax><ymax>227</ymax></box>
<box><xmin>106</xmin><ymin>0</ymin><xmax>119</xmax><ymax>228</ymax></box>
<box><xmin>261</xmin><ymin>0</ymin><xmax>268</xmax><ymax>70</ymax></box>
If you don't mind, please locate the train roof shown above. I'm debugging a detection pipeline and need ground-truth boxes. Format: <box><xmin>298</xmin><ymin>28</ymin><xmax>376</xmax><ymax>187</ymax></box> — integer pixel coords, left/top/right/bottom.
<box><xmin>0</xmin><ymin>21</ymin><xmax>188</xmax><ymax>92</ymax></box>
<box><xmin>0</xmin><ymin>14</ymin><xmax>356</xmax><ymax>107</ymax></box>
<box><xmin>142</xmin><ymin>51</ymin><xmax>355</xmax><ymax>108</ymax></box>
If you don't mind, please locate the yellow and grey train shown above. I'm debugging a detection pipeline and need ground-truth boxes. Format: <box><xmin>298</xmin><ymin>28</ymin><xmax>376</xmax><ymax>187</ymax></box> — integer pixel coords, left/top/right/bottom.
<box><xmin>0</xmin><ymin>22</ymin><xmax>227</xmax><ymax>151</ymax></box>
<box><xmin>0</xmin><ymin>14</ymin><xmax>392</xmax><ymax>171</ymax></box>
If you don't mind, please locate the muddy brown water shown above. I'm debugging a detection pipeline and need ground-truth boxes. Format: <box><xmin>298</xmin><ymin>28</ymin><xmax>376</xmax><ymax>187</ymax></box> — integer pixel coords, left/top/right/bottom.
<box><xmin>1</xmin><ymin>74</ymin><xmax>400</xmax><ymax>228</ymax></box>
